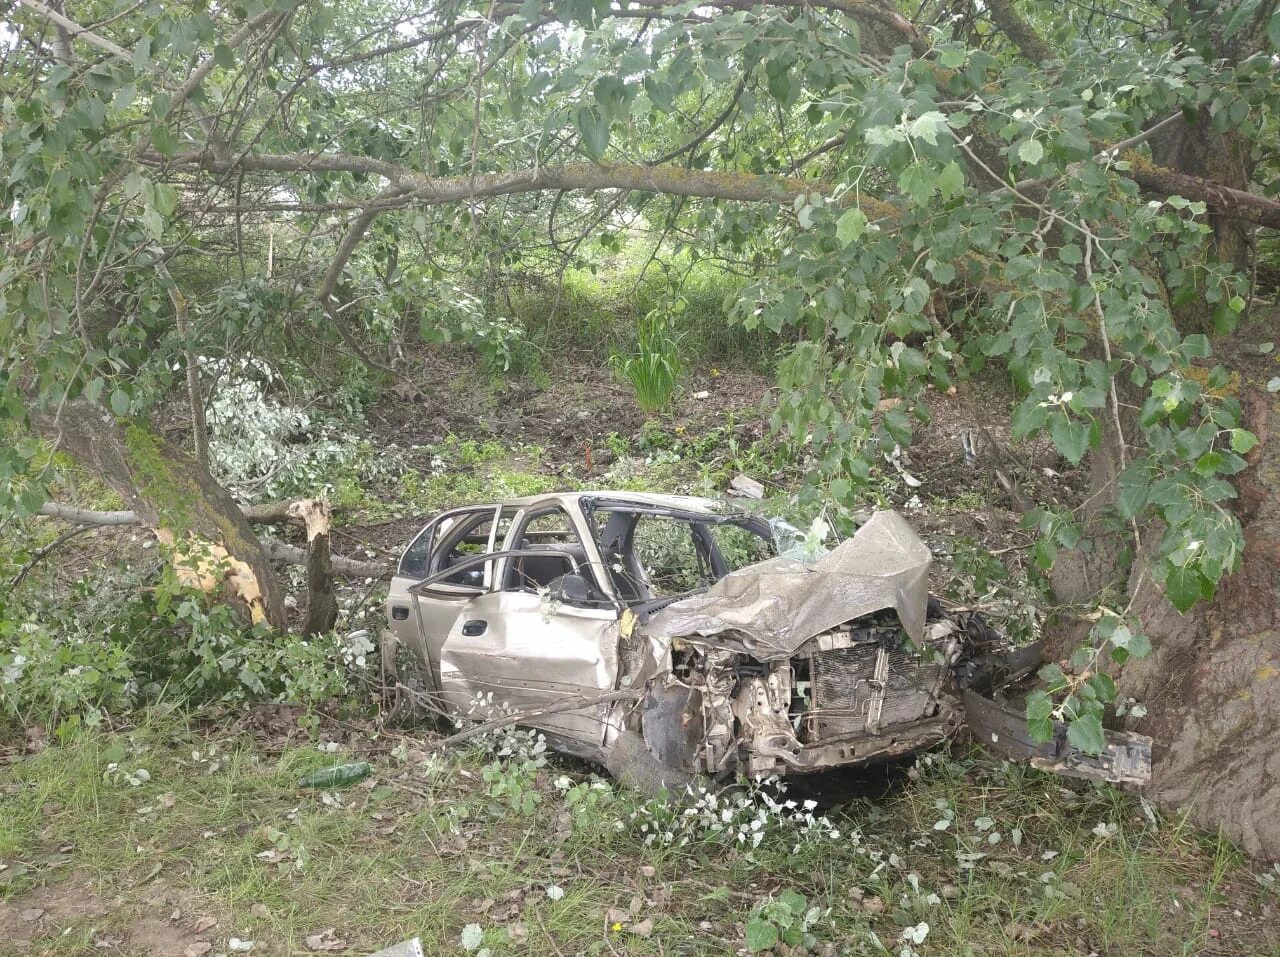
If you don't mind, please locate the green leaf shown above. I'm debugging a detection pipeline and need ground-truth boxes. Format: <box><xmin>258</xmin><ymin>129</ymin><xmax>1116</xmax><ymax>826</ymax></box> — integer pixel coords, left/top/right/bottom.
<box><xmin>575</xmin><ymin>106</ymin><xmax>610</xmax><ymax>160</ymax></box>
<box><xmin>1039</xmin><ymin>662</ymin><xmax>1068</xmax><ymax>693</ymax></box>
<box><xmin>1050</xmin><ymin>412</ymin><xmax>1091</xmax><ymax>464</ymax></box>
<box><xmin>830</xmin><ymin>477</ymin><xmax>852</xmax><ymax>502</ymax></box>
<box><xmin>778</xmin><ymin>888</ymin><xmax>807</xmax><ymax>916</ymax></box>
<box><xmin>151</xmin><ymin>125</ymin><xmax>179</xmax><ymax>158</ymax></box>
<box><xmin>1067</xmin><ymin>711</ymin><xmax>1106</xmax><ymax>756</ymax></box>
<box><xmin>132</xmin><ymin>35</ymin><xmax>152</xmax><ymax>73</ymax></box>
<box><xmin>898</xmin><ymin>164</ymin><xmax>935</xmax><ymax>206</ymax></box>
<box><xmin>907</xmin><ymin>111</ymin><xmax>947</xmax><ymax>146</ymax></box>
<box><xmin>901</xmin><ymin>277</ymin><xmax>929</xmax><ymax>315</ymax></box>
<box><xmin>1269</xmin><ymin>9</ymin><xmax>1280</xmax><ymax>48</ymax></box>
<box><xmin>593</xmin><ymin>75</ymin><xmax>630</xmax><ymax>122</ymax></box>
<box><xmin>110</xmin><ymin>389</ymin><xmax>130</xmax><ymax>416</ymax></box>
<box><xmin>1230</xmin><ymin>429</ymin><xmax>1258</xmax><ymax>454</ymax></box>
<box><xmin>1026</xmin><ymin>690</ymin><xmax>1054</xmax><ymax>744</ymax></box>
<box><xmin>643</xmin><ymin>75</ymin><xmax>674</xmax><ymax>112</ymax></box>
<box><xmin>835</xmin><ymin>208</ymin><xmax>867</xmax><ymax>247</ymax></box>
<box><xmin>938</xmin><ymin>161</ymin><xmax>964</xmax><ymax>200</ymax></box>
<box><xmin>1087</xmin><ymin>672</ymin><xmax>1116</xmax><ymax>704</ymax></box>
<box><xmin>213</xmin><ymin>43</ymin><xmax>236</xmax><ymax>69</ymax></box>
<box><xmin>1017</xmin><ymin>138</ymin><xmax>1045</xmax><ymax>165</ymax></box>
<box><xmin>745</xmin><ymin>917</ymin><xmax>778</xmax><ymax>953</ymax></box>
<box><xmin>1165</xmin><ymin>565</ymin><xmax>1205</xmax><ymax>613</ymax></box>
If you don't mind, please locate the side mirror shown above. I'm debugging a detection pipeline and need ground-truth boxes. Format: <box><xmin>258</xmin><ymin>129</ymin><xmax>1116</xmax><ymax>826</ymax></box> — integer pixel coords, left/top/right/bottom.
<box><xmin>549</xmin><ymin>573</ymin><xmax>595</xmax><ymax>605</ymax></box>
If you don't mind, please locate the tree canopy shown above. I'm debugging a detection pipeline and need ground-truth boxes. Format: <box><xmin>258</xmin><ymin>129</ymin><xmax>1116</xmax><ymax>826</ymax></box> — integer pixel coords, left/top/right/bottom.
<box><xmin>4</xmin><ymin>0</ymin><xmax>1280</xmax><ymax>748</ymax></box>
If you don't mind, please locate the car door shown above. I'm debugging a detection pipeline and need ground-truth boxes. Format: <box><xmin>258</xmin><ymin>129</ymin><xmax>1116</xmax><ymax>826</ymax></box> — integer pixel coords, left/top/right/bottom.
<box><xmin>436</xmin><ymin>505</ymin><xmax>624</xmax><ymax>756</ymax></box>
<box><xmin>386</xmin><ymin>504</ymin><xmax>502</xmax><ymax>693</ymax></box>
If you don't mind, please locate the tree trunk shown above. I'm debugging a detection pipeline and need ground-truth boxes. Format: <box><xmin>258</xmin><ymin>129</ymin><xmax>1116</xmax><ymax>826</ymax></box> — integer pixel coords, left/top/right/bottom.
<box><xmin>286</xmin><ymin>498</ymin><xmax>339</xmax><ymax>637</ymax></box>
<box><xmin>1148</xmin><ymin>112</ymin><xmax>1256</xmax><ymax>274</ymax></box>
<box><xmin>1049</xmin><ymin>328</ymin><xmax>1280</xmax><ymax>859</ymax></box>
<box><xmin>29</xmin><ymin>399</ymin><xmax>287</xmax><ymax>629</ymax></box>
<box><xmin>1118</xmin><ymin>331</ymin><xmax>1280</xmax><ymax>858</ymax></box>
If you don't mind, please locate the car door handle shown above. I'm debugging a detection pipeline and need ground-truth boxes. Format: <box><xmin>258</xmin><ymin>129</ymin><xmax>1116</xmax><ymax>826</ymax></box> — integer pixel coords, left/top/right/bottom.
<box><xmin>461</xmin><ymin>619</ymin><xmax>487</xmax><ymax>636</ymax></box>
<box><xmin>391</xmin><ymin>605</ymin><xmax>409</xmax><ymax>620</ymax></box>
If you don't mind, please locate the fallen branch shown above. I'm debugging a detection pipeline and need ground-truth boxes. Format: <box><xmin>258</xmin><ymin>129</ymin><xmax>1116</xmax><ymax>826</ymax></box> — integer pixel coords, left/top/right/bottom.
<box><xmin>9</xmin><ymin>523</ymin><xmax>101</xmax><ymax>588</ymax></box>
<box><xmin>37</xmin><ymin>502</ymin><xmax>138</xmax><ymax>525</ymax></box>
<box><xmin>35</xmin><ymin>501</ymin><xmax>391</xmax><ymax>579</ymax></box>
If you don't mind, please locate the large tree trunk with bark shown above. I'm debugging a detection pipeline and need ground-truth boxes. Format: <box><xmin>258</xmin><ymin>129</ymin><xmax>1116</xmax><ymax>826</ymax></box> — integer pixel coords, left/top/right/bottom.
<box><xmin>1048</xmin><ymin>328</ymin><xmax>1280</xmax><ymax>859</ymax></box>
<box><xmin>1116</xmin><ymin>332</ymin><xmax>1280</xmax><ymax>858</ymax></box>
<box><xmin>29</xmin><ymin>399</ymin><xmax>287</xmax><ymax>629</ymax></box>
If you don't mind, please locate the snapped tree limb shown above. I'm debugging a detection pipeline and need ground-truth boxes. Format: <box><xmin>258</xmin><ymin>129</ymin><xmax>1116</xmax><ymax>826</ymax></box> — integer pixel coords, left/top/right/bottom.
<box><xmin>36</xmin><ymin>501</ymin><xmax>391</xmax><ymax>580</ymax></box>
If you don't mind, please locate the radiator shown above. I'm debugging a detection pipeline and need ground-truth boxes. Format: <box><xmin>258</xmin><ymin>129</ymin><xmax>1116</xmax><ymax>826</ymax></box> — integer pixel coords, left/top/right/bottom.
<box><xmin>804</xmin><ymin>641</ymin><xmax>944</xmax><ymax>740</ymax></box>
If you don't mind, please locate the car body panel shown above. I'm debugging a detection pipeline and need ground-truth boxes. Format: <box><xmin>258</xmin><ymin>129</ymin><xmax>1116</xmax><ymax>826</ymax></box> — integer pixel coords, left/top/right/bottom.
<box><xmin>438</xmin><ymin>589</ymin><xmax>622</xmax><ymax>756</ymax></box>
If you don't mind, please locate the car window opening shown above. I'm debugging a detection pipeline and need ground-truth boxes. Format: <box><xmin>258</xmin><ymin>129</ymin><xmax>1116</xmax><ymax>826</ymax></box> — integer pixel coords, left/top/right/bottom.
<box><xmin>594</xmin><ymin>508</ymin><xmax>775</xmax><ymax>605</ymax></box>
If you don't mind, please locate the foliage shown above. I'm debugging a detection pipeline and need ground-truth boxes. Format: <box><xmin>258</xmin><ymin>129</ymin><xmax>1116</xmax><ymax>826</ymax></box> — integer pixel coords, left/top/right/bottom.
<box><xmin>3</xmin><ymin>0</ymin><xmax>1280</xmax><ymax>750</ymax></box>
<box><xmin>745</xmin><ymin>888</ymin><xmax>826</xmax><ymax>953</ymax></box>
<box><xmin>609</xmin><ymin>302</ymin><xmax>685</xmax><ymax>413</ymax></box>
<box><xmin>0</xmin><ymin>568</ymin><xmax>362</xmax><ymax>730</ymax></box>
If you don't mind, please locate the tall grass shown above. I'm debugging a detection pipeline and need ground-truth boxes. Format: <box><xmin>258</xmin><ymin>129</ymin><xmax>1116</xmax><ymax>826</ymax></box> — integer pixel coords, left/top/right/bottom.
<box><xmin>610</xmin><ymin>308</ymin><xmax>683</xmax><ymax>412</ymax></box>
<box><xmin>507</xmin><ymin>244</ymin><xmax>786</xmax><ymax>369</ymax></box>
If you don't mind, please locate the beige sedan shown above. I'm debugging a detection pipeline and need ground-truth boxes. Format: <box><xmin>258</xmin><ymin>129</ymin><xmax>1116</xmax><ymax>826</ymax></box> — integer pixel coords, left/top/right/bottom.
<box><xmin>386</xmin><ymin>492</ymin><xmax>1150</xmax><ymax>790</ymax></box>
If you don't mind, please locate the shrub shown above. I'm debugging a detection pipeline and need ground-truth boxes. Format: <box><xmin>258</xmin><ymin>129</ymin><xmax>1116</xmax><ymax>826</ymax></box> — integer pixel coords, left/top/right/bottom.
<box><xmin>0</xmin><ymin>571</ymin><xmax>363</xmax><ymax>731</ymax></box>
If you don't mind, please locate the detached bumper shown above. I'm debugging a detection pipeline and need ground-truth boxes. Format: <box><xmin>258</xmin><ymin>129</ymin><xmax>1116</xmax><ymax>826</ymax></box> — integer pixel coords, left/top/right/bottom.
<box><xmin>963</xmin><ymin>689</ymin><xmax>1153</xmax><ymax>785</ymax></box>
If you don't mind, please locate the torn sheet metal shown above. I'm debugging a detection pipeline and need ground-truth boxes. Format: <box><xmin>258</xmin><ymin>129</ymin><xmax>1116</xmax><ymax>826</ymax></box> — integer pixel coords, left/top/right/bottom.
<box><xmin>963</xmin><ymin>690</ymin><xmax>1153</xmax><ymax>785</ymax></box>
<box><xmin>646</xmin><ymin>510</ymin><xmax>932</xmax><ymax>656</ymax></box>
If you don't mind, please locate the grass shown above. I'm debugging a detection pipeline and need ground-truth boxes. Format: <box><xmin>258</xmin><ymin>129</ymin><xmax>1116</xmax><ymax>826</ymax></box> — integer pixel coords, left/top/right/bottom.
<box><xmin>507</xmin><ymin>245</ymin><xmax>783</xmax><ymax>369</ymax></box>
<box><xmin>1</xmin><ymin>715</ymin><xmax>1276</xmax><ymax>957</ymax></box>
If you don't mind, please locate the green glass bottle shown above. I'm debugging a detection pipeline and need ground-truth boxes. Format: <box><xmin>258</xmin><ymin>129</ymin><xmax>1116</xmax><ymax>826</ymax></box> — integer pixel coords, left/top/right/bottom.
<box><xmin>297</xmin><ymin>761</ymin><xmax>371</xmax><ymax>789</ymax></box>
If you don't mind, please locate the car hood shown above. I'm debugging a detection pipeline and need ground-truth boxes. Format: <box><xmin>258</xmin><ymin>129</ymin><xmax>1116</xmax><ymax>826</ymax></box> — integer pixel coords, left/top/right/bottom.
<box><xmin>645</xmin><ymin>510</ymin><xmax>931</xmax><ymax>659</ymax></box>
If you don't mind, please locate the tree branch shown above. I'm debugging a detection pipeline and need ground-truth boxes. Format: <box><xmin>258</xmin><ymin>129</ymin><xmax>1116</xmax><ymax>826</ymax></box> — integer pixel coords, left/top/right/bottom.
<box><xmin>1125</xmin><ymin>159</ymin><xmax>1280</xmax><ymax>231</ymax></box>
<box><xmin>14</xmin><ymin>0</ymin><xmax>128</xmax><ymax>59</ymax></box>
<box><xmin>626</xmin><ymin>0</ymin><xmax>928</xmax><ymax>56</ymax></box>
<box><xmin>184</xmin><ymin>154</ymin><xmax>900</xmax><ymax>216</ymax></box>
<box><xmin>36</xmin><ymin>501</ymin><xmax>392</xmax><ymax>579</ymax></box>
<box><xmin>982</xmin><ymin>0</ymin><xmax>1055</xmax><ymax>64</ymax></box>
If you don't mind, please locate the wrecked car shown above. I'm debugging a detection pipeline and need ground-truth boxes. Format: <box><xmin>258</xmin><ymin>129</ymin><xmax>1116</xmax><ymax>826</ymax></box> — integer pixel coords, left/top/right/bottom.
<box><xmin>385</xmin><ymin>493</ymin><xmax>1151</xmax><ymax>789</ymax></box>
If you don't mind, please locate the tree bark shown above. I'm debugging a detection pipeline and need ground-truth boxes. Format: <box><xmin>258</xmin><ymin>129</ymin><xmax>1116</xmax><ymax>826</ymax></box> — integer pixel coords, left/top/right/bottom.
<box><xmin>29</xmin><ymin>399</ymin><xmax>287</xmax><ymax>628</ymax></box>
<box><xmin>286</xmin><ymin>499</ymin><xmax>339</xmax><ymax>637</ymax></box>
<box><xmin>1112</xmin><ymin>332</ymin><xmax>1280</xmax><ymax>859</ymax></box>
<box><xmin>1046</xmin><ymin>329</ymin><xmax>1280</xmax><ymax>859</ymax></box>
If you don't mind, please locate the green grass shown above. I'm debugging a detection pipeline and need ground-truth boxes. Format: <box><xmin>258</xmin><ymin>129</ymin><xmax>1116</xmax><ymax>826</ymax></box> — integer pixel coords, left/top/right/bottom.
<box><xmin>2</xmin><ymin>715</ymin><xmax>1276</xmax><ymax>957</ymax></box>
<box><xmin>508</xmin><ymin>245</ymin><xmax>783</xmax><ymax>369</ymax></box>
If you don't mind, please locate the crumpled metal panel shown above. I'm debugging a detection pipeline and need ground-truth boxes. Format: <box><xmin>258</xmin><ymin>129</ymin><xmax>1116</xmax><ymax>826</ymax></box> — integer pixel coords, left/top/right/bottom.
<box><xmin>645</xmin><ymin>511</ymin><xmax>932</xmax><ymax>657</ymax></box>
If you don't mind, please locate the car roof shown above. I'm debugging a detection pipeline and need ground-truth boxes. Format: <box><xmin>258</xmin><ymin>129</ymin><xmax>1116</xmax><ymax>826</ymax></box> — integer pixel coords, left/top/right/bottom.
<box><xmin>486</xmin><ymin>490</ymin><xmax>747</xmax><ymax>518</ymax></box>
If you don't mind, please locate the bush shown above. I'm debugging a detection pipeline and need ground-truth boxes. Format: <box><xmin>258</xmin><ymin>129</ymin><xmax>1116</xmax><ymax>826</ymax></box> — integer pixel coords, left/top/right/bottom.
<box><xmin>0</xmin><ymin>571</ymin><xmax>364</xmax><ymax>731</ymax></box>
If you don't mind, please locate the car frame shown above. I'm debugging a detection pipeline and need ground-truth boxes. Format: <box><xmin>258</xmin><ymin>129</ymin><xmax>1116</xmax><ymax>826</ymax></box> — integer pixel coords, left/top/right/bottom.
<box><xmin>385</xmin><ymin>491</ymin><xmax>1151</xmax><ymax>789</ymax></box>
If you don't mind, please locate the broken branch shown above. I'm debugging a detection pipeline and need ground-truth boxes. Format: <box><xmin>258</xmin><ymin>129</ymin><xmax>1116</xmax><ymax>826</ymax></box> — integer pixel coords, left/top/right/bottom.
<box><xmin>8</xmin><ymin>523</ymin><xmax>101</xmax><ymax>589</ymax></box>
<box><xmin>35</xmin><ymin>501</ymin><xmax>391</xmax><ymax>580</ymax></box>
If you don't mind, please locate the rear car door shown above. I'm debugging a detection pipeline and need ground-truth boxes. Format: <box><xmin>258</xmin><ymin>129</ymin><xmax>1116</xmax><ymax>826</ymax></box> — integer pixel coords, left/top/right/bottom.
<box><xmin>436</xmin><ymin>505</ymin><xmax>623</xmax><ymax>757</ymax></box>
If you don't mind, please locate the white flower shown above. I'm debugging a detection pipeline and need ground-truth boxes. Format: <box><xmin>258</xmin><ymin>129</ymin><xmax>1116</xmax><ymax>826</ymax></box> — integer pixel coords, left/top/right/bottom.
<box><xmin>902</xmin><ymin>921</ymin><xmax>930</xmax><ymax>945</ymax></box>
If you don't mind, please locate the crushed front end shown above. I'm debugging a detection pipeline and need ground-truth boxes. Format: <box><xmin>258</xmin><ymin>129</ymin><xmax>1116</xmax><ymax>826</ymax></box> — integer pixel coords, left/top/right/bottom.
<box><xmin>639</xmin><ymin>606</ymin><xmax>990</xmax><ymax>778</ymax></box>
<box><xmin>631</xmin><ymin>512</ymin><xmax>1152</xmax><ymax>785</ymax></box>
